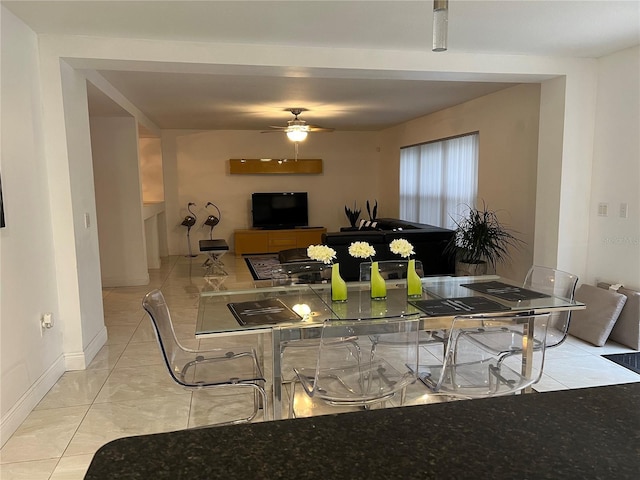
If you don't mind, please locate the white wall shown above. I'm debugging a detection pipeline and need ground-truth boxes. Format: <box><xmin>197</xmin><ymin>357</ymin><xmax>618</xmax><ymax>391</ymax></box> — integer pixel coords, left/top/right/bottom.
<box><xmin>0</xmin><ymin>9</ymin><xmax>65</xmax><ymax>445</ymax></box>
<box><xmin>587</xmin><ymin>46</ymin><xmax>640</xmax><ymax>289</ymax></box>
<box><xmin>59</xmin><ymin>62</ymin><xmax>107</xmax><ymax>360</ymax></box>
<box><xmin>162</xmin><ymin>130</ymin><xmax>380</xmax><ymax>255</ymax></box>
<box><xmin>378</xmin><ymin>84</ymin><xmax>541</xmax><ymax>282</ymax></box>
<box><xmin>90</xmin><ymin>116</ymin><xmax>149</xmax><ymax>286</ymax></box>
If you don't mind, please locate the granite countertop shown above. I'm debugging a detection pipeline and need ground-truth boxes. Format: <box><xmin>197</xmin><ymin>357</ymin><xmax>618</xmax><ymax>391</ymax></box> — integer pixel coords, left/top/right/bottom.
<box><xmin>84</xmin><ymin>382</ymin><xmax>640</xmax><ymax>479</ymax></box>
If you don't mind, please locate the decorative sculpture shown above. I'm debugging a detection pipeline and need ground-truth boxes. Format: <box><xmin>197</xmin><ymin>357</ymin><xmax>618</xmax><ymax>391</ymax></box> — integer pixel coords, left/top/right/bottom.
<box><xmin>366</xmin><ymin>200</ymin><xmax>378</xmax><ymax>221</ymax></box>
<box><xmin>202</xmin><ymin>202</ymin><xmax>221</xmax><ymax>239</ymax></box>
<box><xmin>180</xmin><ymin>202</ymin><xmax>197</xmax><ymax>257</ymax></box>
<box><xmin>344</xmin><ymin>202</ymin><xmax>361</xmax><ymax>228</ymax></box>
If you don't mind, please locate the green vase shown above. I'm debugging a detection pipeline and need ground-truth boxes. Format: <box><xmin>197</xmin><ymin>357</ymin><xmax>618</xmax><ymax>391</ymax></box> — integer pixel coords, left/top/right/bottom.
<box><xmin>407</xmin><ymin>259</ymin><xmax>422</xmax><ymax>298</ymax></box>
<box><xmin>331</xmin><ymin>263</ymin><xmax>348</xmax><ymax>302</ymax></box>
<box><xmin>370</xmin><ymin>261</ymin><xmax>387</xmax><ymax>300</ymax></box>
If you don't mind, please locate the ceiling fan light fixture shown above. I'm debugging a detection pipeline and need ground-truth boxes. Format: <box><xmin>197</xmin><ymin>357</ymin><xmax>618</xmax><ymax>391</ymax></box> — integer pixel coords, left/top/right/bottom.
<box><xmin>286</xmin><ymin>128</ymin><xmax>308</xmax><ymax>142</ymax></box>
<box><xmin>432</xmin><ymin>0</ymin><xmax>448</xmax><ymax>52</ymax></box>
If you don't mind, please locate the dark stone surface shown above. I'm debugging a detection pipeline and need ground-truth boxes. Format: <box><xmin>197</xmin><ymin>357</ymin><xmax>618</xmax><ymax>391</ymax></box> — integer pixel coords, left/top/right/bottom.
<box><xmin>84</xmin><ymin>383</ymin><xmax>640</xmax><ymax>480</ymax></box>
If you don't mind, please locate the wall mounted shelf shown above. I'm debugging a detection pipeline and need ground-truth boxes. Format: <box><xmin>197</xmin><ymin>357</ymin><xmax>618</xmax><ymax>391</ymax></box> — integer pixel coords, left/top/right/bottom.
<box><xmin>229</xmin><ymin>158</ymin><xmax>323</xmax><ymax>175</ymax></box>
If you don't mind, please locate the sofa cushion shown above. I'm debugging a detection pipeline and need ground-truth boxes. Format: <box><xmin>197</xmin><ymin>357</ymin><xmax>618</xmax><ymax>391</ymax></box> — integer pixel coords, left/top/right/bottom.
<box><xmin>597</xmin><ymin>283</ymin><xmax>640</xmax><ymax>350</ymax></box>
<box><xmin>568</xmin><ymin>284</ymin><xmax>627</xmax><ymax>347</ymax></box>
<box><xmin>322</xmin><ymin>219</ymin><xmax>455</xmax><ymax>280</ymax></box>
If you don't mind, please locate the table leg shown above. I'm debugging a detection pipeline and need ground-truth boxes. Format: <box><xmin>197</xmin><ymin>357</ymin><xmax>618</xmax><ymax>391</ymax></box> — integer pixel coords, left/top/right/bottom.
<box><xmin>271</xmin><ymin>328</ymin><xmax>283</xmax><ymax>420</ymax></box>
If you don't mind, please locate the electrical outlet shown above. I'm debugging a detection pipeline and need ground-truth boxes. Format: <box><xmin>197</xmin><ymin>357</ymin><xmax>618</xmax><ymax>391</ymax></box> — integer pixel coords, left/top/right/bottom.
<box><xmin>41</xmin><ymin>313</ymin><xmax>53</xmax><ymax>336</ymax></box>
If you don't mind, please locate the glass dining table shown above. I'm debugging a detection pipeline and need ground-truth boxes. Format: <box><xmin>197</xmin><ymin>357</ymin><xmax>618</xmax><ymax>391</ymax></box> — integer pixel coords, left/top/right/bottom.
<box><xmin>196</xmin><ymin>275</ymin><xmax>584</xmax><ymax>419</ymax></box>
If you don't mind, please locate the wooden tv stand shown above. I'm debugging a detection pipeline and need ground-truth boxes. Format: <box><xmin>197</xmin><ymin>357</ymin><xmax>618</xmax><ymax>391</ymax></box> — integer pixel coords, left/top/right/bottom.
<box><xmin>234</xmin><ymin>227</ymin><xmax>326</xmax><ymax>255</ymax></box>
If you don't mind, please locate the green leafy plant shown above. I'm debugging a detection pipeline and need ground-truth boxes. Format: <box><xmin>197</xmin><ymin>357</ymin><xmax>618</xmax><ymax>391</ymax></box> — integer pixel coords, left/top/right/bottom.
<box><xmin>445</xmin><ymin>203</ymin><xmax>523</xmax><ymax>270</ymax></box>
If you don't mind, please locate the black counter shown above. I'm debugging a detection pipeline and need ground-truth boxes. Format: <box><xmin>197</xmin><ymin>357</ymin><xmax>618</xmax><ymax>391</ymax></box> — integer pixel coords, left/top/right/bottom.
<box><xmin>85</xmin><ymin>382</ymin><xmax>640</xmax><ymax>479</ymax></box>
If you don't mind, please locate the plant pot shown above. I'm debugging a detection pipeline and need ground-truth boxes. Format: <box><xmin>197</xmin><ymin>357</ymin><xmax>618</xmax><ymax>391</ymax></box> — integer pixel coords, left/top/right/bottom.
<box><xmin>456</xmin><ymin>261</ymin><xmax>487</xmax><ymax>277</ymax></box>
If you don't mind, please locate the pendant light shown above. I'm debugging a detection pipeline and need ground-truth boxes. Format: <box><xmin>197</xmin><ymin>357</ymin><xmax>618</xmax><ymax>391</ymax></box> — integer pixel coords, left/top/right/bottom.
<box><xmin>432</xmin><ymin>0</ymin><xmax>448</xmax><ymax>52</ymax></box>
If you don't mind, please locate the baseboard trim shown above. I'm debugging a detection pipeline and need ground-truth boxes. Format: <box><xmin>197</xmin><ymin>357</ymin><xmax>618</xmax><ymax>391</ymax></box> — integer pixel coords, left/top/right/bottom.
<box><xmin>0</xmin><ymin>355</ymin><xmax>66</xmax><ymax>447</ymax></box>
<box><xmin>65</xmin><ymin>326</ymin><xmax>108</xmax><ymax>370</ymax></box>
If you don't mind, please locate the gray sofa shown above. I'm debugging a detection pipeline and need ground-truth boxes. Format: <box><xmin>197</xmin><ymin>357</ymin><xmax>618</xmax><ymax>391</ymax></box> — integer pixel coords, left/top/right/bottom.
<box><xmin>320</xmin><ymin>218</ymin><xmax>456</xmax><ymax>281</ymax></box>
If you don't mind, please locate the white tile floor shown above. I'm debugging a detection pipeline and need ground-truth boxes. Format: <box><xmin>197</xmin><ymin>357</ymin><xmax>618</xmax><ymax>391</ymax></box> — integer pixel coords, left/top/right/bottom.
<box><xmin>1</xmin><ymin>255</ymin><xmax>638</xmax><ymax>479</ymax></box>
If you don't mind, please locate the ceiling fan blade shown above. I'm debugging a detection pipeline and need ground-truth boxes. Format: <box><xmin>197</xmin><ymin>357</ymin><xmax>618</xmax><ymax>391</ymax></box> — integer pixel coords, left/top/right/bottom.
<box><xmin>263</xmin><ymin>108</ymin><xmax>335</xmax><ymax>134</ymax></box>
<box><xmin>307</xmin><ymin>126</ymin><xmax>335</xmax><ymax>132</ymax></box>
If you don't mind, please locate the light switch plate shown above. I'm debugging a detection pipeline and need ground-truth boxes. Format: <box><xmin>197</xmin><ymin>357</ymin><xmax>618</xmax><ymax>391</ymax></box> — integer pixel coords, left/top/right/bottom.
<box><xmin>619</xmin><ymin>203</ymin><xmax>628</xmax><ymax>218</ymax></box>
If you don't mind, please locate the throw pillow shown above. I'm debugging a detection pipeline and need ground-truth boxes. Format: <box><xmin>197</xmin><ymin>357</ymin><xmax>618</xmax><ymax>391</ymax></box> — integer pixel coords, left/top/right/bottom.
<box><xmin>597</xmin><ymin>283</ymin><xmax>640</xmax><ymax>350</ymax></box>
<box><xmin>568</xmin><ymin>284</ymin><xmax>627</xmax><ymax>346</ymax></box>
<box><xmin>358</xmin><ymin>219</ymin><xmax>379</xmax><ymax>231</ymax></box>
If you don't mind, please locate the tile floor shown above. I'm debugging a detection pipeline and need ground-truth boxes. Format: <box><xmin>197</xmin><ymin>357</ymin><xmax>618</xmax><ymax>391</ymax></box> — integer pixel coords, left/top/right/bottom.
<box><xmin>1</xmin><ymin>255</ymin><xmax>638</xmax><ymax>479</ymax></box>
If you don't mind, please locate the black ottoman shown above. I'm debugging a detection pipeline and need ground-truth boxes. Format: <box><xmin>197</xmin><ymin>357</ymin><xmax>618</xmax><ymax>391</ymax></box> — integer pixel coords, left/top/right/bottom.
<box><xmin>199</xmin><ymin>239</ymin><xmax>229</xmax><ymax>275</ymax></box>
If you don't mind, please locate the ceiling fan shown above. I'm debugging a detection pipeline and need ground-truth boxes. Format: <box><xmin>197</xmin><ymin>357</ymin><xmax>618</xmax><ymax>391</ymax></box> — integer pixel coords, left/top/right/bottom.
<box><xmin>262</xmin><ymin>108</ymin><xmax>334</xmax><ymax>142</ymax></box>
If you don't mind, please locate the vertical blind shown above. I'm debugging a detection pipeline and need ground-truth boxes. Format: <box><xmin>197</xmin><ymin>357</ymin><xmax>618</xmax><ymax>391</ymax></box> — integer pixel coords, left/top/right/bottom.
<box><xmin>400</xmin><ymin>133</ymin><xmax>478</xmax><ymax>230</ymax></box>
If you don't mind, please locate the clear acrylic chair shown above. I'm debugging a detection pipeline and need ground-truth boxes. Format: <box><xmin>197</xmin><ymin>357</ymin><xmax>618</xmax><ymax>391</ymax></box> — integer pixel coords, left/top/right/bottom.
<box><xmin>420</xmin><ymin>313</ymin><xmax>550</xmax><ymax>398</ymax></box>
<box><xmin>523</xmin><ymin>265</ymin><xmax>578</xmax><ymax>349</ymax></box>
<box><xmin>459</xmin><ymin>266</ymin><xmax>578</xmax><ymax>358</ymax></box>
<box><xmin>271</xmin><ymin>261</ymin><xmax>330</xmax><ymax>286</ymax></box>
<box><xmin>290</xmin><ymin>315</ymin><xmax>420</xmax><ymax>417</ymax></box>
<box><xmin>359</xmin><ymin>260</ymin><xmax>424</xmax><ymax>281</ymax></box>
<box><xmin>142</xmin><ymin>289</ymin><xmax>268</xmax><ymax>424</ymax></box>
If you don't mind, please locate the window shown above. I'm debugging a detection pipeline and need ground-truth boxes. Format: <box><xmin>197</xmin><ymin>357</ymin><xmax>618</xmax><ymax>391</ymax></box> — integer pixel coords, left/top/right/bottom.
<box><xmin>400</xmin><ymin>133</ymin><xmax>478</xmax><ymax>229</ymax></box>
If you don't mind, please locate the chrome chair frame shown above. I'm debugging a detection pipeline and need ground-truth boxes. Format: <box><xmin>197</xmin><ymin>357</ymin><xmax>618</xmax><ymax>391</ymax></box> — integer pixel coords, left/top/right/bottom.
<box><xmin>290</xmin><ymin>315</ymin><xmax>421</xmax><ymax>417</ymax></box>
<box><xmin>142</xmin><ymin>289</ymin><xmax>268</xmax><ymax>425</ymax></box>
<box><xmin>421</xmin><ymin>313</ymin><xmax>550</xmax><ymax>399</ymax></box>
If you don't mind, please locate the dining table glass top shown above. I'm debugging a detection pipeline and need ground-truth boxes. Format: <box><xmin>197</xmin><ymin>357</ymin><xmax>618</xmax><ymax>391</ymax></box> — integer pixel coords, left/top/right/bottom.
<box><xmin>196</xmin><ymin>275</ymin><xmax>583</xmax><ymax>337</ymax></box>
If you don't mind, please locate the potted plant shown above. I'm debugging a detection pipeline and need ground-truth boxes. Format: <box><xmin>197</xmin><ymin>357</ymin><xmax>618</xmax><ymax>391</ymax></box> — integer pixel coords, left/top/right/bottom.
<box><xmin>445</xmin><ymin>203</ymin><xmax>523</xmax><ymax>276</ymax></box>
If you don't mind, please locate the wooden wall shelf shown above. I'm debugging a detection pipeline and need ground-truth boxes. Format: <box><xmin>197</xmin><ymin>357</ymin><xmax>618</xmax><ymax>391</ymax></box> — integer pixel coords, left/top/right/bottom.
<box><xmin>229</xmin><ymin>158</ymin><xmax>322</xmax><ymax>175</ymax></box>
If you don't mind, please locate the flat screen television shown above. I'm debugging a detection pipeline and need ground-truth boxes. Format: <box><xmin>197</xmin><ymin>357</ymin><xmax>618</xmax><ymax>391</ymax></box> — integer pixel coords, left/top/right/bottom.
<box><xmin>251</xmin><ymin>192</ymin><xmax>308</xmax><ymax>229</ymax></box>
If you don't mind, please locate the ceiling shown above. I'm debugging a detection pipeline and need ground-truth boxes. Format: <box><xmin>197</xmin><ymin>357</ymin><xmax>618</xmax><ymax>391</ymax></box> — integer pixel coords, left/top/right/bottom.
<box><xmin>4</xmin><ymin>1</ymin><xmax>639</xmax><ymax>132</ymax></box>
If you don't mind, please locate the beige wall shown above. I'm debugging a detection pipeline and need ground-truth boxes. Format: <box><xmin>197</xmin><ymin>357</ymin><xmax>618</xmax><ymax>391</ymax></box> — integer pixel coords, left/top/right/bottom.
<box><xmin>379</xmin><ymin>84</ymin><xmax>541</xmax><ymax>281</ymax></box>
<box><xmin>139</xmin><ymin>136</ymin><xmax>164</xmax><ymax>203</ymax></box>
<box><xmin>162</xmin><ymin>130</ymin><xmax>381</xmax><ymax>255</ymax></box>
<box><xmin>160</xmin><ymin>84</ymin><xmax>540</xmax><ymax>282</ymax></box>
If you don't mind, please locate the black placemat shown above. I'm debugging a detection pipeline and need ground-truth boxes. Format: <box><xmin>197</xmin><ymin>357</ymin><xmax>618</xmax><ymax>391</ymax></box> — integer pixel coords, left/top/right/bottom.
<box><xmin>227</xmin><ymin>298</ymin><xmax>302</xmax><ymax>326</ymax></box>
<box><xmin>410</xmin><ymin>297</ymin><xmax>510</xmax><ymax>316</ymax></box>
<box><xmin>461</xmin><ymin>281</ymin><xmax>550</xmax><ymax>301</ymax></box>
